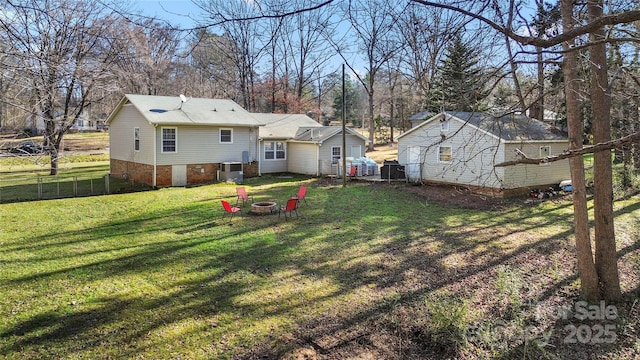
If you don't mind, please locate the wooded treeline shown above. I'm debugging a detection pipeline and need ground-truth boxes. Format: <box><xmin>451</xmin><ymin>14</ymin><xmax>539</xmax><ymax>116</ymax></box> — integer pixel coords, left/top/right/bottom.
<box><xmin>0</xmin><ymin>0</ymin><xmax>639</xmax><ymax>173</ymax></box>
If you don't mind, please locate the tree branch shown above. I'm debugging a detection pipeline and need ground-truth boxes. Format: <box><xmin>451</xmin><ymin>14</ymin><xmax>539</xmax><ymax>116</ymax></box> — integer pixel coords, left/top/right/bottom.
<box><xmin>494</xmin><ymin>131</ymin><xmax>640</xmax><ymax>167</ymax></box>
<box><xmin>410</xmin><ymin>0</ymin><xmax>640</xmax><ymax>49</ymax></box>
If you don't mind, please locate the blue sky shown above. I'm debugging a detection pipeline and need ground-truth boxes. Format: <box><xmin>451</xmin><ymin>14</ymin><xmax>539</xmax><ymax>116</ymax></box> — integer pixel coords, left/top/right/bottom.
<box><xmin>135</xmin><ymin>0</ymin><xmax>204</xmax><ymax>28</ymax></box>
<box><xmin>135</xmin><ymin>0</ymin><xmax>356</xmax><ymax>74</ymax></box>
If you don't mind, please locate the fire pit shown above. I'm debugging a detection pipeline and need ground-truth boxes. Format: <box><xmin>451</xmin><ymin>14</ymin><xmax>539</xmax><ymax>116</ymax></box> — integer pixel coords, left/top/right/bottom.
<box><xmin>250</xmin><ymin>201</ymin><xmax>277</xmax><ymax>215</ymax></box>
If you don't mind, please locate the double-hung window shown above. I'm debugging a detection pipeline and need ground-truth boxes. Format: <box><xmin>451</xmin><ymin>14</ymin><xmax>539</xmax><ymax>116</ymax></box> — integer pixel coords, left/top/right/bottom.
<box><xmin>134</xmin><ymin>127</ymin><xmax>140</xmax><ymax>151</ymax></box>
<box><xmin>438</xmin><ymin>146</ymin><xmax>452</xmax><ymax>163</ymax></box>
<box><xmin>220</xmin><ymin>128</ymin><xmax>233</xmax><ymax>143</ymax></box>
<box><xmin>162</xmin><ymin>127</ymin><xmax>177</xmax><ymax>153</ymax></box>
<box><xmin>331</xmin><ymin>146</ymin><xmax>341</xmax><ymax>164</ymax></box>
<box><xmin>265</xmin><ymin>141</ymin><xmax>285</xmax><ymax>160</ymax></box>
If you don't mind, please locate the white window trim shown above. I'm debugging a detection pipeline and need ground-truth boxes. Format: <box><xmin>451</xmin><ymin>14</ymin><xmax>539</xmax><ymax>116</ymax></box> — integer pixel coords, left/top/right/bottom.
<box><xmin>438</xmin><ymin>146</ymin><xmax>452</xmax><ymax>163</ymax></box>
<box><xmin>134</xmin><ymin>127</ymin><xmax>140</xmax><ymax>152</ymax></box>
<box><xmin>161</xmin><ymin>126</ymin><xmax>177</xmax><ymax>153</ymax></box>
<box><xmin>220</xmin><ymin>128</ymin><xmax>233</xmax><ymax>144</ymax></box>
<box><xmin>540</xmin><ymin>145</ymin><xmax>550</xmax><ymax>166</ymax></box>
<box><xmin>331</xmin><ymin>146</ymin><xmax>341</xmax><ymax>164</ymax></box>
<box><xmin>264</xmin><ymin>141</ymin><xmax>286</xmax><ymax>161</ymax></box>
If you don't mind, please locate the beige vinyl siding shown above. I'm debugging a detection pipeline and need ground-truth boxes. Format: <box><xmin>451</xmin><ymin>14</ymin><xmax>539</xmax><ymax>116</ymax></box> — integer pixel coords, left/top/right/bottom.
<box><xmin>260</xmin><ymin>140</ymin><xmax>288</xmax><ymax>174</ymax></box>
<box><xmin>502</xmin><ymin>142</ymin><xmax>571</xmax><ymax>188</ymax></box>
<box><xmin>318</xmin><ymin>134</ymin><xmax>366</xmax><ymax>175</ymax></box>
<box><xmin>109</xmin><ymin>104</ymin><xmax>155</xmax><ymax>165</ymax></box>
<box><xmin>398</xmin><ymin>117</ymin><xmax>505</xmax><ymax>188</ymax></box>
<box><xmin>155</xmin><ymin>126</ymin><xmax>254</xmax><ymax>166</ymax></box>
<box><xmin>288</xmin><ymin>143</ymin><xmax>318</xmax><ymax>175</ymax></box>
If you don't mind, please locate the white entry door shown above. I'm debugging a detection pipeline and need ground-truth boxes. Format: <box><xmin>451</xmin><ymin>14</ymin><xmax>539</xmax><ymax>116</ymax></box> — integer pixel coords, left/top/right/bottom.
<box><xmin>172</xmin><ymin>165</ymin><xmax>187</xmax><ymax>186</ymax></box>
<box><xmin>407</xmin><ymin>146</ymin><xmax>422</xmax><ymax>181</ymax></box>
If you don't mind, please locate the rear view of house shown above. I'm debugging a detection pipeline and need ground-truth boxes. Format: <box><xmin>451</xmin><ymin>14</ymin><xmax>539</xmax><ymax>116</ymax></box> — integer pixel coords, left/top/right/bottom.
<box><xmin>106</xmin><ymin>94</ymin><xmax>264</xmax><ymax>187</ymax></box>
<box><xmin>397</xmin><ymin>111</ymin><xmax>571</xmax><ymax>196</ymax></box>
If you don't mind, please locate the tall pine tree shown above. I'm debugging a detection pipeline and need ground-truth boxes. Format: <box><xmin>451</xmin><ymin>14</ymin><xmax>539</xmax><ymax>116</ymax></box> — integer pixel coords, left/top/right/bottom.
<box><xmin>428</xmin><ymin>34</ymin><xmax>486</xmax><ymax>112</ymax></box>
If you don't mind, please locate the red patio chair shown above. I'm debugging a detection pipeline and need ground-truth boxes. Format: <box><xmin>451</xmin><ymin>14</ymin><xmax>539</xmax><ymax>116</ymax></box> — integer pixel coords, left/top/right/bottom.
<box><xmin>221</xmin><ymin>200</ymin><xmax>241</xmax><ymax>221</ymax></box>
<box><xmin>279</xmin><ymin>198</ymin><xmax>299</xmax><ymax>220</ymax></box>
<box><xmin>236</xmin><ymin>187</ymin><xmax>253</xmax><ymax>207</ymax></box>
<box><xmin>294</xmin><ymin>185</ymin><xmax>307</xmax><ymax>205</ymax></box>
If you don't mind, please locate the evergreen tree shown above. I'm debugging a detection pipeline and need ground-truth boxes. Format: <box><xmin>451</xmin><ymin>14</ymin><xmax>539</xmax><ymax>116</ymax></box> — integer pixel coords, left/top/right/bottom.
<box><xmin>332</xmin><ymin>78</ymin><xmax>362</xmax><ymax>126</ymax></box>
<box><xmin>428</xmin><ymin>34</ymin><xmax>486</xmax><ymax>112</ymax></box>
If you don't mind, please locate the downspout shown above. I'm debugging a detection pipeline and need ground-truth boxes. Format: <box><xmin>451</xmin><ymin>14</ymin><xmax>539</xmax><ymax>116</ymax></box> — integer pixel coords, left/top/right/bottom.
<box><xmin>153</xmin><ymin>123</ymin><xmax>157</xmax><ymax>187</ymax></box>
<box><xmin>316</xmin><ymin>142</ymin><xmax>320</xmax><ymax>176</ymax></box>
<box><xmin>257</xmin><ymin>131</ymin><xmax>262</xmax><ymax>176</ymax></box>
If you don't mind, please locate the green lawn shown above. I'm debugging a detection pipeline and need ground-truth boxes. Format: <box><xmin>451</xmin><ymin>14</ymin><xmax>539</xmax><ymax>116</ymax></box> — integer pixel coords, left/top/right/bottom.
<box><xmin>0</xmin><ymin>176</ymin><xmax>638</xmax><ymax>359</ymax></box>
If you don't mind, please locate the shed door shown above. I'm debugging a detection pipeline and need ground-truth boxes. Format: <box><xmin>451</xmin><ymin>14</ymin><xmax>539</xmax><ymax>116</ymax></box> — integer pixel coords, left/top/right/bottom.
<box><xmin>407</xmin><ymin>146</ymin><xmax>422</xmax><ymax>181</ymax></box>
<box><xmin>172</xmin><ymin>165</ymin><xmax>187</xmax><ymax>186</ymax></box>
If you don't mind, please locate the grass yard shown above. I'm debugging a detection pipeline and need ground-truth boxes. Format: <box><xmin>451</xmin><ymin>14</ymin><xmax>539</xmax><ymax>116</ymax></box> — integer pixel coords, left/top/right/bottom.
<box><xmin>1</xmin><ymin>176</ymin><xmax>639</xmax><ymax>358</ymax></box>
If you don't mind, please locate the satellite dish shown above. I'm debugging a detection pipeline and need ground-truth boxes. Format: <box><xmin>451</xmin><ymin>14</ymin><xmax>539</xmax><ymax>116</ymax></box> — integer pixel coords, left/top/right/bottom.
<box><xmin>180</xmin><ymin>94</ymin><xmax>187</xmax><ymax>103</ymax></box>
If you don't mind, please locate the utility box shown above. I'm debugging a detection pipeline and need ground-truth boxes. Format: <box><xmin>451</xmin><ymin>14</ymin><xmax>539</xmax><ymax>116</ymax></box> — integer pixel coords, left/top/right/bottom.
<box><xmin>219</xmin><ymin>162</ymin><xmax>243</xmax><ymax>183</ymax></box>
<box><xmin>380</xmin><ymin>160</ymin><xmax>405</xmax><ymax>180</ymax></box>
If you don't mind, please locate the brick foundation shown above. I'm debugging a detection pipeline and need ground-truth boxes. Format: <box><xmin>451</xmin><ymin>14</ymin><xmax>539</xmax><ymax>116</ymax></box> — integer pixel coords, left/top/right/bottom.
<box><xmin>187</xmin><ymin>163</ymin><xmax>219</xmax><ymax>185</ymax></box>
<box><xmin>111</xmin><ymin>159</ymin><xmax>258</xmax><ymax>187</ymax></box>
<box><xmin>110</xmin><ymin>159</ymin><xmax>154</xmax><ymax>185</ymax></box>
<box><xmin>243</xmin><ymin>162</ymin><xmax>259</xmax><ymax>178</ymax></box>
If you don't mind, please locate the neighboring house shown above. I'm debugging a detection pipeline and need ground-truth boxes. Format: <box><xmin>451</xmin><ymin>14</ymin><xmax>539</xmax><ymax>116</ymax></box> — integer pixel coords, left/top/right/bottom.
<box><xmin>397</xmin><ymin>111</ymin><xmax>571</xmax><ymax>196</ymax></box>
<box><xmin>254</xmin><ymin>114</ymin><xmax>323</xmax><ymax>174</ymax></box>
<box><xmin>72</xmin><ymin>116</ymin><xmax>98</xmax><ymax>132</ymax></box>
<box><xmin>106</xmin><ymin>94</ymin><xmax>264</xmax><ymax>187</ymax></box>
<box><xmin>30</xmin><ymin>112</ymin><xmax>104</xmax><ymax>134</ymax></box>
<box><xmin>288</xmin><ymin>126</ymin><xmax>369</xmax><ymax>176</ymax></box>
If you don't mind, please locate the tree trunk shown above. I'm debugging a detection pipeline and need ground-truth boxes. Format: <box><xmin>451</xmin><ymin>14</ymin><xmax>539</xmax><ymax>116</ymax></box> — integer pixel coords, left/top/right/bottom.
<box><xmin>561</xmin><ymin>0</ymin><xmax>600</xmax><ymax>301</ymax></box>
<box><xmin>536</xmin><ymin>46</ymin><xmax>544</xmax><ymax>122</ymax></box>
<box><xmin>588</xmin><ymin>0</ymin><xmax>622</xmax><ymax>301</ymax></box>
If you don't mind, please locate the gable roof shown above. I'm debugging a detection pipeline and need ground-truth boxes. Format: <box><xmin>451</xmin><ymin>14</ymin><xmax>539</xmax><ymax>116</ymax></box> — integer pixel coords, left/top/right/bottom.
<box><xmin>292</xmin><ymin>126</ymin><xmax>369</xmax><ymax>143</ymax></box>
<box><xmin>399</xmin><ymin>111</ymin><xmax>568</xmax><ymax>142</ymax></box>
<box><xmin>408</xmin><ymin>109</ymin><xmax>436</xmax><ymax>122</ymax></box>
<box><xmin>106</xmin><ymin>94</ymin><xmax>264</xmax><ymax>127</ymax></box>
<box><xmin>254</xmin><ymin>113</ymin><xmax>322</xmax><ymax>139</ymax></box>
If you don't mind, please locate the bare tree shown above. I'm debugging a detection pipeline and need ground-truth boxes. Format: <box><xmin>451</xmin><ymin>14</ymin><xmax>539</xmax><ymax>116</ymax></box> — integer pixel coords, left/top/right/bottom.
<box><xmin>343</xmin><ymin>0</ymin><xmax>404</xmax><ymax>150</ymax></box>
<box><xmin>186</xmin><ymin>31</ymin><xmax>242</xmax><ymax>99</ymax></box>
<box><xmin>412</xmin><ymin>0</ymin><xmax>640</xmax><ymax>301</ymax></box>
<box><xmin>196</xmin><ymin>0</ymin><xmax>269</xmax><ymax>111</ymax></box>
<box><xmin>109</xmin><ymin>18</ymin><xmax>181</xmax><ymax>96</ymax></box>
<box><xmin>396</xmin><ymin>3</ymin><xmax>467</xmax><ymax>113</ymax></box>
<box><xmin>282</xmin><ymin>0</ymin><xmax>335</xmax><ymax>107</ymax></box>
<box><xmin>0</xmin><ymin>0</ymin><xmax>121</xmax><ymax>175</ymax></box>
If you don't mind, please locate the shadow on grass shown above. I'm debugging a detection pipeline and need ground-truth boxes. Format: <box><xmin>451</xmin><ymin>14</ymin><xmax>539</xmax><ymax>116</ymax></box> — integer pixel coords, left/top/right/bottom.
<box><xmin>1</xmin><ymin>181</ymin><xmax>638</xmax><ymax>359</ymax></box>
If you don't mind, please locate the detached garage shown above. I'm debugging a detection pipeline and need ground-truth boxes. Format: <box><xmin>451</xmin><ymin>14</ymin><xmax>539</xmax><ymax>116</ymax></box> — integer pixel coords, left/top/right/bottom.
<box><xmin>397</xmin><ymin>111</ymin><xmax>571</xmax><ymax>196</ymax></box>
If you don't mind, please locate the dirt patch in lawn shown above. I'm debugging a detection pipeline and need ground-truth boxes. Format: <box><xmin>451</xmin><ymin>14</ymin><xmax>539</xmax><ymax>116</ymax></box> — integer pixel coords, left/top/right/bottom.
<box><xmin>399</xmin><ymin>182</ymin><xmax>516</xmax><ymax>210</ymax></box>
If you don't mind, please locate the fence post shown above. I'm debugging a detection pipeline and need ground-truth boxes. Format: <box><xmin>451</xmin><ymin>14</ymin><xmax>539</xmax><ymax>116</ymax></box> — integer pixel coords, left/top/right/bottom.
<box><xmin>104</xmin><ymin>174</ymin><xmax>110</xmax><ymax>194</ymax></box>
<box><xmin>73</xmin><ymin>176</ymin><xmax>78</xmax><ymax>196</ymax></box>
<box><xmin>38</xmin><ymin>177</ymin><xmax>43</xmax><ymax>199</ymax></box>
